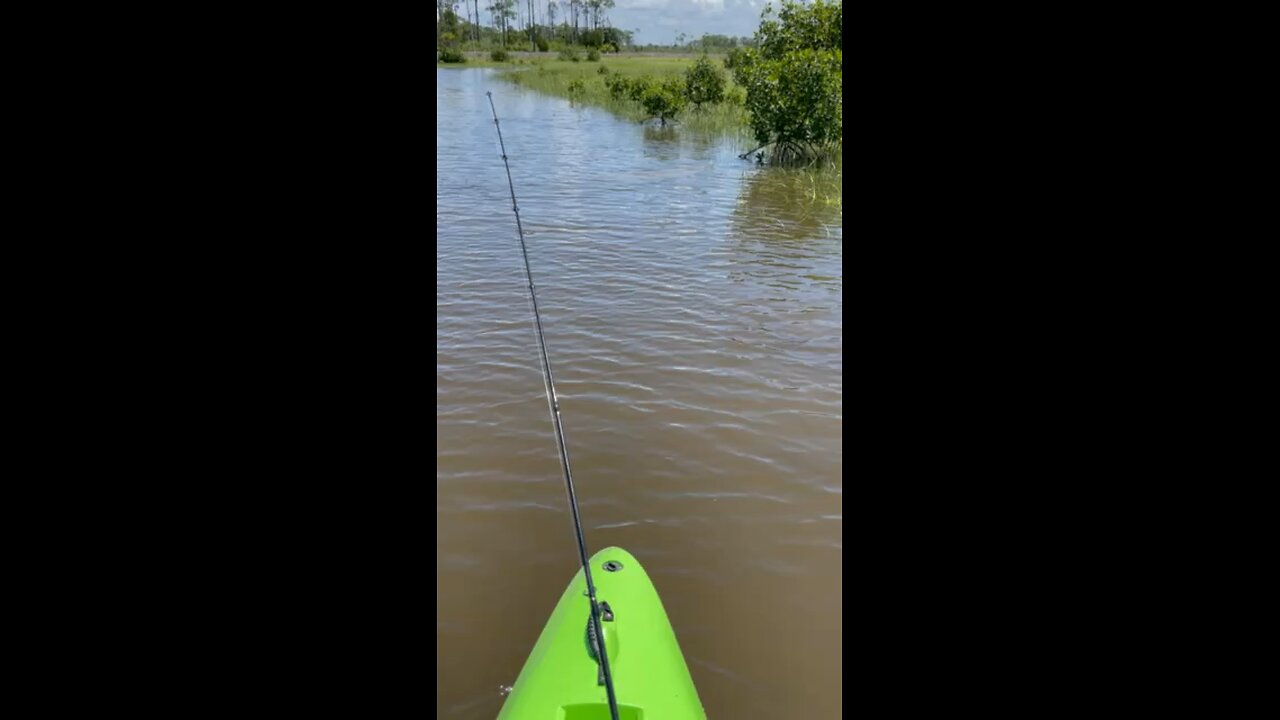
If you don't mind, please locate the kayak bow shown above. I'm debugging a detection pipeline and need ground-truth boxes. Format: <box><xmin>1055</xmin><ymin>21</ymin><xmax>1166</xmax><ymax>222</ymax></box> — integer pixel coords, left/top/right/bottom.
<box><xmin>498</xmin><ymin>547</ymin><xmax>706</xmax><ymax>720</ymax></box>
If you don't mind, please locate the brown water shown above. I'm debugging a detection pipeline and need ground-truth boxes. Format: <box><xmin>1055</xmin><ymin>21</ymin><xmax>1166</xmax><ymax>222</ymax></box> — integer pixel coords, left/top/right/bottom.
<box><xmin>436</xmin><ymin>68</ymin><xmax>842</xmax><ymax>719</ymax></box>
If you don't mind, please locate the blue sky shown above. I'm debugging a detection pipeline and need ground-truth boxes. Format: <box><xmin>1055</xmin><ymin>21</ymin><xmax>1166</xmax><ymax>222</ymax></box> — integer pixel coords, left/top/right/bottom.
<box><xmin>606</xmin><ymin>0</ymin><xmax>766</xmax><ymax>45</ymax></box>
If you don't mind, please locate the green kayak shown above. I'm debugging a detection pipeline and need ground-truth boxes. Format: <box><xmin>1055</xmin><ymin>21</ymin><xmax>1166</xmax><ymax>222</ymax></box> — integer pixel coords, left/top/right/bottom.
<box><xmin>498</xmin><ymin>546</ymin><xmax>707</xmax><ymax>720</ymax></box>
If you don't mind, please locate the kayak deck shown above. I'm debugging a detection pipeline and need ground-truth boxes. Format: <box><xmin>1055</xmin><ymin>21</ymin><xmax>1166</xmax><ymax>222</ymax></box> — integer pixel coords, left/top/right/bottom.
<box><xmin>498</xmin><ymin>547</ymin><xmax>706</xmax><ymax>719</ymax></box>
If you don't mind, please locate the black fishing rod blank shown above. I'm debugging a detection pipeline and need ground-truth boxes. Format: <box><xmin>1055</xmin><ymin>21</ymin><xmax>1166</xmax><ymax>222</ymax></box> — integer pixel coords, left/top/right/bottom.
<box><xmin>486</xmin><ymin>91</ymin><xmax>621</xmax><ymax>720</ymax></box>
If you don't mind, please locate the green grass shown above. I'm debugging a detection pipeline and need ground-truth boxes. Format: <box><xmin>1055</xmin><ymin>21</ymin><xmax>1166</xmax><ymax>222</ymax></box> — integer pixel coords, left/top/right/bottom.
<box><xmin>493</xmin><ymin>57</ymin><xmax>753</xmax><ymax>141</ymax></box>
<box><xmin>436</xmin><ymin>54</ymin><xmax>751</xmax><ymax>139</ymax></box>
<box><xmin>436</xmin><ymin>53</ymin><xmax>528</xmax><ymax>68</ymax></box>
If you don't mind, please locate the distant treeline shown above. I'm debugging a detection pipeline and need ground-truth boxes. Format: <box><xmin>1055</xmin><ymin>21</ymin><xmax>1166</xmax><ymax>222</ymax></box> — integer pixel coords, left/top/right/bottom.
<box><xmin>438</xmin><ymin>1</ymin><xmax>627</xmax><ymax>50</ymax></box>
<box><xmin>436</xmin><ymin>1</ymin><xmax>756</xmax><ymax>52</ymax></box>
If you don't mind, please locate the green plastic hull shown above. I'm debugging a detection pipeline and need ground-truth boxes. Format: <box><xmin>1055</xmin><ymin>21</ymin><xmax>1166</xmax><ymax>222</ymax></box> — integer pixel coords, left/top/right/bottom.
<box><xmin>498</xmin><ymin>547</ymin><xmax>706</xmax><ymax>720</ymax></box>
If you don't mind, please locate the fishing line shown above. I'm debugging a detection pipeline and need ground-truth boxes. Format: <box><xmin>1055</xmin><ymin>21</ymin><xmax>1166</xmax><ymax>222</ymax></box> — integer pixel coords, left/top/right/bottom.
<box><xmin>486</xmin><ymin>91</ymin><xmax>621</xmax><ymax>720</ymax></box>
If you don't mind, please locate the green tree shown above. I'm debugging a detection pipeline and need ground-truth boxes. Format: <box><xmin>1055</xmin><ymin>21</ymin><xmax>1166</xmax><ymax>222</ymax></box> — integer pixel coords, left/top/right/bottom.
<box><xmin>733</xmin><ymin>0</ymin><xmax>842</xmax><ymax>163</ymax></box>
<box><xmin>528</xmin><ymin>0</ymin><xmax>537</xmax><ymax>50</ymax></box>
<box><xmin>502</xmin><ymin>0</ymin><xmax>517</xmax><ymax>46</ymax></box>
<box><xmin>684</xmin><ymin>55</ymin><xmax>726</xmax><ymax>108</ymax></box>
<box><xmin>585</xmin><ymin>0</ymin><xmax>614</xmax><ymax>31</ymax></box>
<box><xmin>724</xmin><ymin>46</ymin><xmax>743</xmax><ymax>69</ymax></box>
<box><xmin>641</xmin><ymin>77</ymin><xmax>687</xmax><ymax>126</ymax></box>
<box><xmin>604</xmin><ymin>73</ymin><xmax>634</xmax><ymax>100</ymax></box>
<box><xmin>487</xmin><ymin>0</ymin><xmax>517</xmax><ymax>46</ymax></box>
<box><xmin>439</xmin><ymin>4</ymin><xmax>465</xmax><ymax>59</ymax></box>
<box><xmin>600</xmin><ymin>27</ymin><xmax>627</xmax><ymax>49</ymax></box>
<box><xmin>699</xmin><ymin>33</ymin><xmax>738</xmax><ymax>50</ymax></box>
<box><xmin>626</xmin><ymin>76</ymin><xmax>652</xmax><ymax>103</ymax></box>
<box><xmin>439</xmin><ymin>5</ymin><xmax>461</xmax><ymax>46</ymax></box>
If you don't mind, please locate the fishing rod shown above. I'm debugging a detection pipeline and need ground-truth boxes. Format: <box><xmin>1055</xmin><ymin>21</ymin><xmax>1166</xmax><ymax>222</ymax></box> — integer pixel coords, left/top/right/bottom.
<box><xmin>486</xmin><ymin>91</ymin><xmax>621</xmax><ymax>720</ymax></box>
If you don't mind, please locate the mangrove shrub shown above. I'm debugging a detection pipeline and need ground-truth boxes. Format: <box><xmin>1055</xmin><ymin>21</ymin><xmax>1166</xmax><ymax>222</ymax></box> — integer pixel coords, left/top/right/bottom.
<box><xmin>628</xmin><ymin>77</ymin><xmax>653</xmax><ymax>104</ymax></box>
<box><xmin>733</xmin><ymin>0</ymin><xmax>842</xmax><ymax>163</ymax></box>
<box><xmin>604</xmin><ymin>74</ymin><xmax>629</xmax><ymax>100</ymax></box>
<box><xmin>724</xmin><ymin>47</ymin><xmax>744</xmax><ymax>70</ymax></box>
<box><xmin>642</xmin><ymin>77</ymin><xmax>687</xmax><ymax>126</ymax></box>
<box><xmin>684</xmin><ymin>55</ymin><xmax>726</xmax><ymax>108</ymax></box>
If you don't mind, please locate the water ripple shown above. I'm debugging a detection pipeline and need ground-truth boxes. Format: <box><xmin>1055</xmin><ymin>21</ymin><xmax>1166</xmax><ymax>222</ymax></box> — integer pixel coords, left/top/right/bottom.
<box><xmin>437</xmin><ymin>68</ymin><xmax>842</xmax><ymax>720</ymax></box>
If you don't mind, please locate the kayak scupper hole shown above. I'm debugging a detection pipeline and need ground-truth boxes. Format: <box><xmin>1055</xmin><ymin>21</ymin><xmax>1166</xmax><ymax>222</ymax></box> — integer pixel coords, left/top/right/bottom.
<box><xmin>602</xmin><ymin>560</ymin><xmax>623</xmax><ymax>572</ymax></box>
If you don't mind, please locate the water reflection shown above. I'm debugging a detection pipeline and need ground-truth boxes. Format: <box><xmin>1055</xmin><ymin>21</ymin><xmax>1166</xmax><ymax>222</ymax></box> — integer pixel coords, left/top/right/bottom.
<box><xmin>641</xmin><ymin>124</ymin><xmax>681</xmax><ymax>161</ymax></box>
<box><xmin>727</xmin><ymin>163</ymin><xmax>843</xmax><ymax>300</ymax></box>
<box><xmin>731</xmin><ymin>161</ymin><xmax>843</xmax><ymax>243</ymax></box>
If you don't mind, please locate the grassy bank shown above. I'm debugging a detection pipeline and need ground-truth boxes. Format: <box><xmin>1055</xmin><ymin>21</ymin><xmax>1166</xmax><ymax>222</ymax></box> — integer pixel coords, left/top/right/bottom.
<box><xmin>439</xmin><ymin>54</ymin><xmax>752</xmax><ymax>141</ymax></box>
<box><xmin>503</xmin><ymin>57</ymin><xmax>750</xmax><ymax>140</ymax></box>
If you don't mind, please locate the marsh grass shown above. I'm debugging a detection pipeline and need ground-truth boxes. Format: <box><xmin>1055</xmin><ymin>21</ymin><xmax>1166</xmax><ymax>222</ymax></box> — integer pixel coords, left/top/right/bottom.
<box><xmin>436</xmin><ymin>51</ymin><xmax>536</xmax><ymax>68</ymax></box>
<box><xmin>733</xmin><ymin>159</ymin><xmax>844</xmax><ymax>239</ymax></box>
<box><xmin>496</xmin><ymin>58</ymin><xmax>752</xmax><ymax>140</ymax></box>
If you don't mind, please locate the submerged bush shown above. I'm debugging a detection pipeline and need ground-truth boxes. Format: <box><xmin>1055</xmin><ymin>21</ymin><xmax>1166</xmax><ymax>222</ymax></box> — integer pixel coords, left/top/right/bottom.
<box><xmin>684</xmin><ymin>55</ymin><xmax>726</xmax><ymax>108</ymax></box>
<box><xmin>641</xmin><ymin>77</ymin><xmax>687</xmax><ymax>125</ymax></box>
<box><xmin>605</xmin><ymin>74</ymin><xmax>645</xmax><ymax>102</ymax></box>
<box><xmin>558</xmin><ymin>47</ymin><xmax>579</xmax><ymax>61</ymax></box>
<box><xmin>439</xmin><ymin>49</ymin><xmax>466</xmax><ymax>63</ymax></box>
<box><xmin>587</xmin><ymin>49</ymin><xmax>601</xmax><ymax>61</ymax></box>
<box><xmin>626</xmin><ymin>76</ymin><xmax>654</xmax><ymax>103</ymax></box>
<box><xmin>536</xmin><ymin>37</ymin><xmax>550</xmax><ymax>52</ymax></box>
<box><xmin>491</xmin><ymin>49</ymin><xmax>509</xmax><ymax>62</ymax></box>
<box><xmin>604</xmin><ymin>74</ymin><xmax>628</xmax><ymax>99</ymax></box>
<box><xmin>598</xmin><ymin>65</ymin><xmax>609</xmax><ymax>75</ymax></box>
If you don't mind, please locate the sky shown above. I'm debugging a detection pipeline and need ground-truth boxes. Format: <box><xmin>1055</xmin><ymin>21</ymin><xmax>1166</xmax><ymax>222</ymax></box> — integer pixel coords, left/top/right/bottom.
<box><xmin>606</xmin><ymin>0</ymin><xmax>766</xmax><ymax>45</ymax></box>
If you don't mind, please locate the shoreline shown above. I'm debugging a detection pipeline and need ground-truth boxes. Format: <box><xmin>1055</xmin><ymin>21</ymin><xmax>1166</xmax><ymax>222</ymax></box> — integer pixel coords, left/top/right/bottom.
<box><xmin>439</xmin><ymin>55</ymin><xmax>753</xmax><ymax>141</ymax></box>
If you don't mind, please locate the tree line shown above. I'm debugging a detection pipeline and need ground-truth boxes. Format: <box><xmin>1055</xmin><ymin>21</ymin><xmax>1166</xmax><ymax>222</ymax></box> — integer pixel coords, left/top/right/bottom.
<box><xmin>437</xmin><ymin>1</ymin><xmax>623</xmax><ymax>50</ymax></box>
